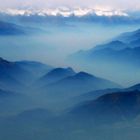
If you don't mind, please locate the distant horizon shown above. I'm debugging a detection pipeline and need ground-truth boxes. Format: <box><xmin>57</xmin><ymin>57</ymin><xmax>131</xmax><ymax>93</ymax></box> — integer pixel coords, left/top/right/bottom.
<box><xmin>0</xmin><ymin>7</ymin><xmax>140</xmax><ymax>18</ymax></box>
<box><xmin>0</xmin><ymin>1</ymin><xmax>140</xmax><ymax>140</ymax></box>
<box><xmin>0</xmin><ymin>2</ymin><xmax>140</xmax><ymax>87</ymax></box>
<box><xmin>0</xmin><ymin>0</ymin><xmax>140</xmax><ymax>10</ymax></box>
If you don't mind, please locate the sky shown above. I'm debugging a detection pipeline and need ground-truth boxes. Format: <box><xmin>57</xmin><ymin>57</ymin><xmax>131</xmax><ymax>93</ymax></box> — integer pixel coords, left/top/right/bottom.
<box><xmin>0</xmin><ymin>0</ymin><xmax>140</xmax><ymax>10</ymax></box>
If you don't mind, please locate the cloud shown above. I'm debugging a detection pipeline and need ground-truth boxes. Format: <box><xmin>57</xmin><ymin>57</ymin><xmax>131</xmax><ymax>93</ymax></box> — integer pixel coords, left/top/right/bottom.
<box><xmin>1</xmin><ymin>8</ymin><xmax>140</xmax><ymax>26</ymax></box>
<box><xmin>1</xmin><ymin>8</ymin><xmax>128</xmax><ymax>17</ymax></box>
<box><xmin>0</xmin><ymin>0</ymin><xmax>140</xmax><ymax>10</ymax></box>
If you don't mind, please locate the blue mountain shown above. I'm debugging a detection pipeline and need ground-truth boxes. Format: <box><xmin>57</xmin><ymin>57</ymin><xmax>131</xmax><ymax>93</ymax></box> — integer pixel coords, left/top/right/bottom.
<box><xmin>15</xmin><ymin>60</ymin><xmax>53</xmax><ymax>78</ymax></box>
<box><xmin>116</xmin><ymin>28</ymin><xmax>140</xmax><ymax>44</ymax></box>
<box><xmin>70</xmin><ymin>28</ymin><xmax>140</xmax><ymax>63</ymax></box>
<box><xmin>69</xmin><ymin>28</ymin><xmax>140</xmax><ymax>85</ymax></box>
<box><xmin>0</xmin><ymin>20</ymin><xmax>44</xmax><ymax>36</ymax></box>
<box><xmin>0</xmin><ymin>21</ymin><xmax>25</xmax><ymax>35</ymax></box>
<box><xmin>37</xmin><ymin>67</ymin><xmax>76</xmax><ymax>86</ymax></box>
<box><xmin>70</xmin><ymin>90</ymin><xmax>140</xmax><ymax>124</ymax></box>
<box><xmin>127</xmin><ymin>83</ymin><xmax>140</xmax><ymax>91</ymax></box>
<box><xmin>0</xmin><ymin>57</ymin><xmax>28</xmax><ymax>90</ymax></box>
<box><xmin>74</xmin><ymin>83</ymin><xmax>140</xmax><ymax>104</ymax></box>
<box><xmin>42</xmin><ymin>71</ymin><xmax>121</xmax><ymax>99</ymax></box>
<box><xmin>92</xmin><ymin>40</ymin><xmax>128</xmax><ymax>51</ymax></box>
<box><xmin>0</xmin><ymin>57</ymin><xmax>52</xmax><ymax>91</ymax></box>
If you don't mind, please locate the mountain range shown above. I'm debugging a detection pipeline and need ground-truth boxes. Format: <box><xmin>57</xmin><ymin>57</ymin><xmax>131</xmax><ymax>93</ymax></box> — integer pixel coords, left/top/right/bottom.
<box><xmin>69</xmin><ymin>90</ymin><xmax>140</xmax><ymax>124</ymax></box>
<box><xmin>39</xmin><ymin>70</ymin><xmax>121</xmax><ymax>100</ymax></box>
<box><xmin>69</xmin><ymin>28</ymin><xmax>140</xmax><ymax>86</ymax></box>
<box><xmin>0</xmin><ymin>8</ymin><xmax>140</xmax><ymax>139</ymax></box>
<box><xmin>0</xmin><ymin>57</ymin><xmax>52</xmax><ymax>91</ymax></box>
<box><xmin>37</xmin><ymin>67</ymin><xmax>75</xmax><ymax>87</ymax></box>
<box><xmin>0</xmin><ymin>57</ymin><xmax>140</xmax><ymax>140</ymax></box>
<box><xmin>70</xmin><ymin>27</ymin><xmax>140</xmax><ymax>63</ymax></box>
<box><xmin>0</xmin><ymin>21</ymin><xmax>25</xmax><ymax>35</ymax></box>
<box><xmin>0</xmin><ymin>57</ymin><xmax>140</xmax><ymax>122</ymax></box>
<box><xmin>0</xmin><ymin>57</ymin><xmax>121</xmax><ymax>102</ymax></box>
<box><xmin>0</xmin><ymin>20</ymin><xmax>45</xmax><ymax>36</ymax></box>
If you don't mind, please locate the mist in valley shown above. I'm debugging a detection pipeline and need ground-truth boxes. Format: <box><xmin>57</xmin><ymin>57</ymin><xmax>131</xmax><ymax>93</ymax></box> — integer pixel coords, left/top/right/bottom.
<box><xmin>0</xmin><ymin>13</ymin><xmax>140</xmax><ymax>140</ymax></box>
<box><xmin>0</xmin><ymin>19</ymin><xmax>139</xmax><ymax>65</ymax></box>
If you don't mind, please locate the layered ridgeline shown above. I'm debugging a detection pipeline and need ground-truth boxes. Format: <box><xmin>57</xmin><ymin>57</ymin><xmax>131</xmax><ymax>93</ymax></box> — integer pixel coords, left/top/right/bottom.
<box><xmin>36</xmin><ymin>68</ymin><xmax>121</xmax><ymax>100</ymax></box>
<box><xmin>36</xmin><ymin>67</ymin><xmax>76</xmax><ymax>86</ymax></box>
<box><xmin>0</xmin><ymin>20</ymin><xmax>44</xmax><ymax>35</ymax></box>
<box><xmin>0</xmin><ymin>57</ymin><xmax>122</xmax><ymax>114</ymax></box>
<box><xmin>74</xmin><ymin>82</ymin><xmax>140</xmax><ymax>103</ymax></box>
<box><xmin>66</xmin><ymin>84</ymin><xmax>140</xmax><ymax>125</ymax></box>
<box><xmin>0</xmin><ymin>57</ymin><xmax>52</xmax><ymax>91</ymax></box>
<box><xmin>0</xmin><ymin>57</ymin><xmax>140</xmax><ymax>140</ymax></box>
<box><xmin>1</xmin><ymin>84</ymin><xmax>140</xmax><ymax>140</ymax></box>
<box><xmin>0</xmin><ymin>21</ymin><xmax>24</xmax><ymax>35</ymax></box>
<box><xmin>69</xmin><ymin>28</ymin><xmax>140</xmax><ymax>86</ymax></box>
<box><xmin>0</xmin><ymin>57</ymin><xmax>53</xmax><ymax>115</ymax></box>
<box><xmin>0</xmin><ymin>57</ymin><xmax>120</xmax><ymax>91</ymax></box>
<box><xmin>69</xmin><ymin>90</ymin><xmax>140</xmax><ymax>125</ymax></box>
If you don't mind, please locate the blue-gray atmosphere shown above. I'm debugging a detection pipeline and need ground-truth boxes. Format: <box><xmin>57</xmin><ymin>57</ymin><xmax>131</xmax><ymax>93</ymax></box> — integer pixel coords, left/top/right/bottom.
<box><xmin>0</xmin><ymin>1</ymin><xmax>140</xmax><ymax>140</ymax></box>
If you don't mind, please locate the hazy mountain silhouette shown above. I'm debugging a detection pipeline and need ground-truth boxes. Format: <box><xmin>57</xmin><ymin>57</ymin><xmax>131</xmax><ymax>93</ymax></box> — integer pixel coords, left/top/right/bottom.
<box><xmin>0</xmin><ymin>57</ymin><xmax>28</xmax><ymax>90</ymax></box>
<box><xmin>0</xmin><ymin>57</ymin><xmax>52</xmax><ymax>91</ymax></box>
<box><xmin>127</xmin><ymin>83</ymin><xmax>140</xmax><ymax>91</ymax></box>
<box><xmin>70</xmin><ymin>90</ymin><xmax>140</xmax><ymax>124</ymax></box>
<box><xmin>70</xmin><ymin>36</ymin><xmax>140</xmax><ymax>66</ymax></box>
<box><xmin>117</xmin><ymin>28</ymin><xmax>140</xmax><ymax>44</ymax></box>
<box><xmin>73</xmin><ymin>83</ymin><xmax>140</xmax><ymax>106</ymax></box>
<box><xmin>37</xmin><ymin>67</ymin><xmax>76</xmax><ymax>86</ymax></box>
<box><xmin>74</xmin><ymin>88</ymin><xmax>121</xmax><ymax>103</ymax></box>
<box><xmin>42</xmin><ymin>71</ymin><xmax>121</xmax><ymax>99</ymax></box>
<box><xmin>0</xmin><ymin>20</ymin><xmax>25</xmax><ymax>35</ymax></box>
<box><xmin>92</xmin><ymin>40</ymin><xmax>128</xmax><ymax>51</ymax></box>
<box><xmin>69</xmin><ymin>28</ymin><xmax>140</xmax><ymax>86</ymax></box>
<box><xmin>0</xmin><ymin>20</ymin><xmax>44</xmax><ymax>36</ymax></box>
<box><xmin>16</xmin><ymin>60</ymin><xmax>53</xmax><ymax>78</ymax></box>
<box><xmin>70</xmin><ymin>28</ymin><xmax>140</xmax><ymax>60</ymax></box>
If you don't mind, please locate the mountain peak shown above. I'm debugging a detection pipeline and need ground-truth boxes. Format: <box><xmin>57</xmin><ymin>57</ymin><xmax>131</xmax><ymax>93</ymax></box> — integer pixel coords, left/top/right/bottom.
<box><xmin>71</xmin><ymin>90</ymin><xmax>140</xmax><ymax>123</ymax></box>
<box><xmin>128</xmin><ymin>83</ymin><xmax>140</xmax><ymax>90</ymax></box>
<box><xmin>38</xmin><ymin>67</ymin><xmax>76</xmax><ymax>86</ymax></box>
<box><xmin>90</xmin><ymin>40</ymin><xmax>128</xmax><ymax>52</ymax></box>
<box><xmin>47</xmin><ymin>67</ymin><xmax>75</xmax><ymax>75</ymax></box>
<box><xmin>67</xmin><ymin>67</ymin><xmax>74</xmax><ymax>71</ymax></box>
<box><xmin>0</xmin><ymin>57</ymin><xmax>6</xmax><ymax>62</ymax></box>
<box><xmin>75</xmin><ymin>72</ymin><xmax>94</xmax><ymax>78</ymax></box>
<box><xmin>134</xmin><ymin>28</ymin><xmax>140</xmax><ymax>34</ymax></box>
<box><xmin>0</xmin><ymin>57</ymin><xmax>12</xmax><ymax>65</ymax></box>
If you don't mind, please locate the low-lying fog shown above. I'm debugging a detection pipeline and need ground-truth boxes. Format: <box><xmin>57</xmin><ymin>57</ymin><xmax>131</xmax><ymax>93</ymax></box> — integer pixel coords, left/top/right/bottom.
<box><xmin>0</xmin><ymin>17</ymin><xmax>140</xmax><ymax>140</ymax></box>
<box><xmin>0</xmin><ymin>22</ymin><xmax>139</xmax><ymax>66</ymax></box>
<box><xmin>0</xmin><ymin>20</ymin><xmax>140</xmax><ymax>86</ymax></box>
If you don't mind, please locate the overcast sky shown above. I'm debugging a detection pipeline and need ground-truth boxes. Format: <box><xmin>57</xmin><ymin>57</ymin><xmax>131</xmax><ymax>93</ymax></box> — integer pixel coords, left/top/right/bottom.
<box><xmin>0</xmin><ymin>0</ymin><xmax>140</xmax><ymax>10</ymax></box>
